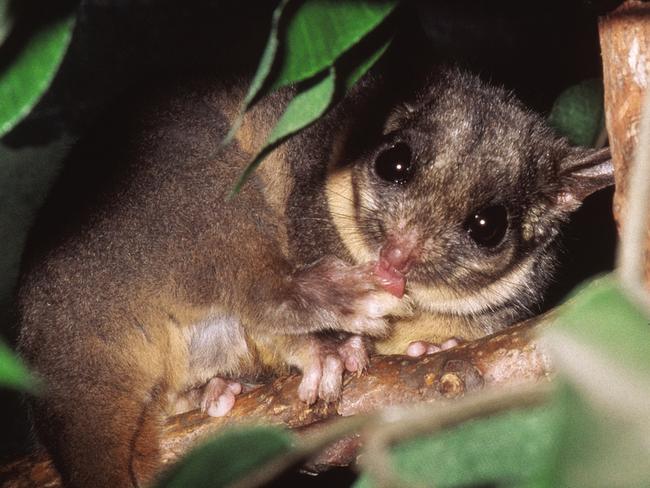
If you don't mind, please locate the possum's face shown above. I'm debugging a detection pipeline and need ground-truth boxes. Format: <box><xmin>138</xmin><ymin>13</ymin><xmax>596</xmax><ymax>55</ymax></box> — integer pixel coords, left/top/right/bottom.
<box><xmin>326</xmin><ymin>70</ymin><xmax>613</xmax><ymax>318</ymax></box>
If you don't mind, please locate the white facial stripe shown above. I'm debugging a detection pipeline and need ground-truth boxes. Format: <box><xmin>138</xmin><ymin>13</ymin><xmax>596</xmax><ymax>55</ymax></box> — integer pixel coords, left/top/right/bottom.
<box><xmin>410</xmin><ymin>257</ymin><xmax>536</xmax><ymax>316</ymax></box>
<box><xmin>325</xmin><ymin>166</ymin><xmax>374</xmax><ymax>264</ymax></box>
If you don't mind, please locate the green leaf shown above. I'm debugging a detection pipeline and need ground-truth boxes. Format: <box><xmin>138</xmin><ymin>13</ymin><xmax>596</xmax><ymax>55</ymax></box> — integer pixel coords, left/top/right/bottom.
<box><xmin>0</xmin><ymin>0</ymin><xmax>13</xmax><ymax>48</ymax></box>
<box><xmin>352</xmin><ymin>277</ymin><xmax>650</xmax><ymax>488</ymax></box>
<box><xmin>548</xmin><ymin>78</ymin><xmax>605</xmax><ymax>147</ymax></box>
<box><xmin>268</xmin><ymin>68</ymin><xmax>336</xmax><ymax>143</ymax></box>
<box><xmin>354</xmin><ymin>405</ymin><xmax>563</xmax><ymax>488</ymax></box>
<box><xmin>227</xmin><ymin>0</ymin><xmax>397</xmax><ymax>145</ymax></box>
<box><xmin>551</xmin><ymin>383</ymin><xmax>650</xmax><ymax>488</ymax></box>
<box><xmin>273</xmin><ymin>0</ymin><xmax>398</xmax><ymax>90</ymax></box>
<box><xmin>157</xmin><ymin>425</ymin><xmax>294</xmax><ymax>488</ymax></box>
<box><xmin>231</xmin><ymin>33</ymin><xmax>391</xmax><ymax>195</ymax></box>
<box><xmin>223</xmin><ymin>0</ymin><xmax>290</xmax><ymax>144</ymax></box>
<box><xmin>0</xmin><ymin>13</ymin><xmax>75</xmax><ymax>137</ymax></box>
<box><xmin>548</xmin><ymin>275</ymin><xmax>650</xmax><ymax>375</ymax></box>
<box><xmin>341</xmin><ymin>37</ymin><xmax>392</xmax><ymax>92</ymax></box>
<box><xmin>543</xmin><ymin>276</ymin><xmax>650</xmax><ymax>487</ymax></box>
<box><xmin>242</xmin><ymin>0</ymin><xmax>290</xmax><ymax>108</ymax></box>
<box><xmin>0</xmin><ymin>338</ymin><xmax>36</xmax><ymax>392</ymax></box>
<box><xmin>230</xmin><ymin>67</ymin><xmax>336</xmax><ymax>196</ymax></box>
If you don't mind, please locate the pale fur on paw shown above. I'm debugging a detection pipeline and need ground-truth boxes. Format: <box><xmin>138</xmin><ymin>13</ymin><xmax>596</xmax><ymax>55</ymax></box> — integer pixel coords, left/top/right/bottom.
<box><xmin>294</xmin><ymin>257</ymin><xmax>410</xmax><ymax>337</ymax></box>
<box><xmin>345</xmin><ymin>290</ymin><xmax>412</xmax><ymax>337</ymax></box>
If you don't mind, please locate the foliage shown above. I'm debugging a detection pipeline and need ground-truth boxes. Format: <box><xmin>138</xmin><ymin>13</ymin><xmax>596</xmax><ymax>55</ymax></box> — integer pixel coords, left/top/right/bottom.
<box><xmin>0</xmin><ymin>338</ymin><xmax>36</xmax><ymax>392</ymax></box>
<box><xmin>549</xmin><ymin>78</ymin><xmax>605</xmax><ymax>147</ymax></box>
<box><xmin>0</xmin><ymin>8</ymin><xmax>75</xmax><ymax>136</ymax></box>
<box><xmin>229</xmin><ymin>0</ymin><xmax>397</xmax><ymax>193</ymax></box>
<box><xmin>157</xmin><ymin>426</ymin><xmax>294</xmax><ymax>488</ymax></box>
<box><xmin>355</xmin><ymin>404</ymin><xmax>562</xmax><ymax>488</ymax></box>
<box><xmin>544</xmin><ymin>277</ymin><xmax>650</xmax><ymax>487</ymax></box>
<box><xmin>0</xmin><ymin>1</ymin><xmax>74</xmax><ymax>393</ymax></box>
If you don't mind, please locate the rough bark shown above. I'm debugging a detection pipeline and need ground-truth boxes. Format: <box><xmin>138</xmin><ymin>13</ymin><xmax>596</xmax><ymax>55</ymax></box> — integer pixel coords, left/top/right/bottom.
<box><xmin>599</xmin><ymin>0</ymin><xmax>650</xmax><ymax>284</ymax></box>
<box><xmin>0</xmin><ymin>319</ymin><xmax>550</xmax><ymax>487</ymax></box>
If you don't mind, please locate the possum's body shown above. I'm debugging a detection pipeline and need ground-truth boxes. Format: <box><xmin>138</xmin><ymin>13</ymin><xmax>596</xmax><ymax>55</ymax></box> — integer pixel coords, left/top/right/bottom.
<box><xmin>17</xmin><ymin>67</ymin><xmax>612</xmax><ymax>487</ymax></box>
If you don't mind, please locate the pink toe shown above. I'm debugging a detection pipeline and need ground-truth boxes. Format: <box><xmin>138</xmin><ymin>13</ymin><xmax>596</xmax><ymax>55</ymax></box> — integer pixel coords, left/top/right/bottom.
<box><xmin>228</xmin><ymin>382</ymin><xmax>242</xmax><ymax>395</ymax></box>
<box><xmin>440</xmin><ymin>338</ymin><xmax>460</xmax><ymax>350</ymax></box>
<box><xmin>345</xmin><ymin>356</ymin><xmax>359</xmax><ymax>372</ymax></box>
<box><xmin>338</xmin><ymin>335</ymin><xmax>369</xmax><ymax>373</ymax></box>
<box><xmin>319</xmin><ymin>355</ymin><xmax>344</xmax><ymax>402</ymax></box>
<box><xmin>426</xmin><ymin>344</ymin><xmax>442</xmax><ymax>354</ymax></box>
<box><xmin>207</xmin><ymin>391</ymin><xmax>235</xmax><ymax>417</ymax></box>
<box><xmin>407</xmin><ymin>342</ymin><xmax>427</xmax><ymax>357</ymax></box>
<box><xmin>298</xmin><ymin>366</ymin><xmax>322</xmax><ymax>404</ymax></box>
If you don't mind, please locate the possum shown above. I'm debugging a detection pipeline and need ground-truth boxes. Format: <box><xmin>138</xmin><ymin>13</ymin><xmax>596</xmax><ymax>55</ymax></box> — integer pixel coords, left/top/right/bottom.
<box><xmin>16</xmin><ymin>66</ymin><xmax>613</xmax><ymax>487</ymax></box>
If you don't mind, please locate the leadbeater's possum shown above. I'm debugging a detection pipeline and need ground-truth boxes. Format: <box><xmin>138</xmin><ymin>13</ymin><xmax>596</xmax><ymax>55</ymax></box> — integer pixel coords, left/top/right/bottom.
<box><xmin>17</xmin><ymin>67</ymin><xmax>613</xmax><ymax>487</ymax></box>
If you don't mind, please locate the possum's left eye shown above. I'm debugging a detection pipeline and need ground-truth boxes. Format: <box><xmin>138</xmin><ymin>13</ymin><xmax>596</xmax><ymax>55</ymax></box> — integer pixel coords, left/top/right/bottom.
<box><xmin>465</xmin><ymin>205</ymin><xmax>508</xmax><ymax>248</ymax></box>
<box><xmin>374</xmin><ymin>142</ymin><xmax>413</xmax><ymax>184</ymax></box>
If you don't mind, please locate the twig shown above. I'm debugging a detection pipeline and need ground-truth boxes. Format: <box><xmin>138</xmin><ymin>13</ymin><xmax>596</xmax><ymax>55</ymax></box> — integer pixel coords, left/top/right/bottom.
<box><xmin>617</xmin><ymin>90</ymin><xmax>650</xmax><ymax>313</ymax></box>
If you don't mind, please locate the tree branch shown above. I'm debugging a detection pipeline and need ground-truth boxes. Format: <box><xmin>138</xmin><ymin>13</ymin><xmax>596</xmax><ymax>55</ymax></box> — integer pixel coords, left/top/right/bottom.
<box><xmin>0</xmin><ymin>318</ymin><xmax>550</xmax><ymax>487</ymax></box>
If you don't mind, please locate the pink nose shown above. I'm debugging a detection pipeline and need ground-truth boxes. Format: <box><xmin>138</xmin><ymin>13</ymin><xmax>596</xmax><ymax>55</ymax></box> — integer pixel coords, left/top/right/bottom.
<box><xmin>373</xmin><ymin>231</ymin><xmax>419</xmax><ymax>298</ymax></box>
<box><xmin>379</xmin><ymin>231</ymin><xmax>419</xmax><ymax>273</ymax></box>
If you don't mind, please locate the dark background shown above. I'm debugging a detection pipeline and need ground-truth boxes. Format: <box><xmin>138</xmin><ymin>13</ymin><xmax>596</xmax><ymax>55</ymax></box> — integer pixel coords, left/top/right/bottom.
<box><xmin>0</xmin><ymin>0</ymin><xmax>620</xmax><ymax>479</ymax></box>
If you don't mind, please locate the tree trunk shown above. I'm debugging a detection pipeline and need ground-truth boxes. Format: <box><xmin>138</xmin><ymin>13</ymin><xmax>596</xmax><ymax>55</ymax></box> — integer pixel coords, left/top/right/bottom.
<box><xmin>599</xmin><ymin>0</ymin><xmax>650</xmax><ymax>285</ymax></box>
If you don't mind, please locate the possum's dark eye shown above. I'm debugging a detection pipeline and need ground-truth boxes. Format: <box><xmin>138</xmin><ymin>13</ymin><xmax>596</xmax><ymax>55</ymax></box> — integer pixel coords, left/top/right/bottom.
<box><xmin>374</xmin><ymin>142</ymin><xmax>413</xmax><ymax>184</ymax></box>
<box><xmin>465</xmin><ymin>205</ymin><xmax>508</xmax><ymax>248</ymax></box>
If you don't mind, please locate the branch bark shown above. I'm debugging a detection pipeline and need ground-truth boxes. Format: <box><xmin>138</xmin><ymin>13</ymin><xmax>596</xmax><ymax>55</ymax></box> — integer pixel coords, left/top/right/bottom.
<box><xmin>599</xmin><ymin>0</ymin><xmax>650</xmax><ymax>286</ymax></box>
<box><xmin>0</xmin><ymin>318</ymin><xmax>550</xmax><ymax>487</ymax></box>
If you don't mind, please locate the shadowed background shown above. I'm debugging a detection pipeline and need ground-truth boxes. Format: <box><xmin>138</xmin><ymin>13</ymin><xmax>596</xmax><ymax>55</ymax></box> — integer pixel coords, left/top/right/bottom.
<box><xmin>0</xmin><ymin>0</ymin><xmax>619</xmax><ymax>472</ymax></box>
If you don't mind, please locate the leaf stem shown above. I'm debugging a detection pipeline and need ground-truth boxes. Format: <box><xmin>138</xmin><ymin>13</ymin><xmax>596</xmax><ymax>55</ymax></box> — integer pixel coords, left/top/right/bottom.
<box><xmin>617</xmin><ymin>91</ymin><xmax>650</xmax><ymax>314</ymax></box>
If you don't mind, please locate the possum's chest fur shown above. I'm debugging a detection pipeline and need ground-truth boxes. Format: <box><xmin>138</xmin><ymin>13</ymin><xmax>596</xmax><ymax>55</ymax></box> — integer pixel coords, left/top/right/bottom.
<box><xmin>180</xmin><ymin>312</ymin><xmax>253</xmax><ymax>390</ymax></box>
<box><xmin>177</xmin><ymin>308</ymin><xmax>288</xmax><ymax>393</ymax></box>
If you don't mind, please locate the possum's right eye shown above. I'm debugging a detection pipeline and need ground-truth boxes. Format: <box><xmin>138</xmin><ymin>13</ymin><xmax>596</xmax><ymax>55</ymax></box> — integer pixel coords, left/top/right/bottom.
<box><xmin>374</xmin><ymin>142</ymin><xmax>413</xmax><ymax>184</ymax></box>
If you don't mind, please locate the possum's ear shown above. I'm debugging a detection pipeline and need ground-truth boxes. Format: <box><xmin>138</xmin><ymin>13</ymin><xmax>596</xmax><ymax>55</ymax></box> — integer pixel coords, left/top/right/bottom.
<box><xmin>383</xmin><ymin>102</ymin><xmax>417</xmax><ymax>134</ymax></box>
<box><xmin>556</xmin><ymin>147</ymin><xmax>614</xmax><ymax>211</ymax></box>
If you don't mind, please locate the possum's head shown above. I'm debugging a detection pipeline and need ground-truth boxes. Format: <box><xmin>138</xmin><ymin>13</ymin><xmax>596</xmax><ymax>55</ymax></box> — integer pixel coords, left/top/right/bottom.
<box><xmin>326</xmin><ymin>69</ymin><xmax>613</xmax><ymax>324</ymax></box>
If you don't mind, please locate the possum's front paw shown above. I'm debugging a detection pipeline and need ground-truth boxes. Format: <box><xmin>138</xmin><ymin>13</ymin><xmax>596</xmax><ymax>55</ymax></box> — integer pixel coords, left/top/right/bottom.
<box><xmin>337</xmin><ymin>334</ymin><xmax>371</xmax><ymax>373</ymax></box>
<box><xmin>296</xmin><ymin>334</ymin><xmax>370</xmax><ymax>404</ymax></box>
<box><xmin>298</xmin><ymin>351</ymin><xmax>344</xmax><ymax>404</ymax></box>
<box><xmin>294</xmin><ymin>257</ymin><xmax>408</xmax><ymax>337</ymax></box>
